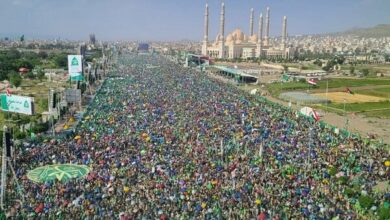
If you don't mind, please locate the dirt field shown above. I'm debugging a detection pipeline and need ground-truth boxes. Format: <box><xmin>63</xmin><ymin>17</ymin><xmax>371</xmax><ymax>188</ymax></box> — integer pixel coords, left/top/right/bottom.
<box><xmin>314</xmin><ymin>92</ymin><xmax>388</xmax><ymax>103</ymax></box>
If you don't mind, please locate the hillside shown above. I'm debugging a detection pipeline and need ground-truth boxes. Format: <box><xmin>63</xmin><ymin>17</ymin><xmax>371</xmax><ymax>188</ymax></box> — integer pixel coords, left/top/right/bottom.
<box><xmin>339</xmin><ymin>24</ymin><xmax>390</xmax><ymax>38</ymax></box>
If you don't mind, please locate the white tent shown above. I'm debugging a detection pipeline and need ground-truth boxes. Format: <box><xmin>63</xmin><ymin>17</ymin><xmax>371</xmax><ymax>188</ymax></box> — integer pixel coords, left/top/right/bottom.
<box><xmin>300</xmin><ymin>107</ymin><xmax>314</xmax><ymax>117</ymax></box>
<box><xmin>300</xmin><ymin>107</ymin><xmax>320</xmax><ymax>121</ymax></box>
<box><xmin>250</xmin><ymin>89</ymin><xmax>258</xmax><ymax>95</ymax></box>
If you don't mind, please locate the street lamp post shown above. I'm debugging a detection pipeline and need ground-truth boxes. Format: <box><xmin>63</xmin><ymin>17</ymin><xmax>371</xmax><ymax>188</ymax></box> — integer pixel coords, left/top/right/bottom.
<box><xmin>343</xmin><ymin>99</ymin><xmax>348</xmax><ymax>130</ymax></box>
<box><xmin>0</xmin><ymin>126</ymin><xmax>7</xmax><ymax>209</ymax></box>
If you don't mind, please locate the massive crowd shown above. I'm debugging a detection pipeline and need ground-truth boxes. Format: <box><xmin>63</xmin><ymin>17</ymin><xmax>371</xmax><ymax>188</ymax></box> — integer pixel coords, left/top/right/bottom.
<box><xmin>8</xmin><ymin>54</ymin><xmax>389</xmax><ymax>219</ymax></box>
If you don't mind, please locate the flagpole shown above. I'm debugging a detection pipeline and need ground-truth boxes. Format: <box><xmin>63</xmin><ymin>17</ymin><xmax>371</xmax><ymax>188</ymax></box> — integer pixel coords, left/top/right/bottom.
<box><xmin>343</xmin><ymin>99</ymin><xmax>347</xmax><ymax>130</ymax></box>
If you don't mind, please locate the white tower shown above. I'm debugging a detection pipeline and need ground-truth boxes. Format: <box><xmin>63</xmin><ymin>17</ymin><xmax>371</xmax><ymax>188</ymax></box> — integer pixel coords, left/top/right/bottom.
<box><xmin>264</xmin><ymin>7</ymin><xmax>270</xmax><ymax>47</ymax></box>
<box><xmin>282</xmin><ymin>16</ymin><xmax>287</xmax><ymax>50</ymax></box>
<box><xmin>201</xmin><ymin>4</ymin><xmax>209</xmax><ymax>55</ymax></box>
<box><xmin>218</xmin><ymin>2</ymin><xmax>225</xmax><ymax>59</ymax></box>
<box><xmin>256</xmin><ymin>13</ymin><xmax>263</xmax><ymax>57</ymax></box>
<box><xmin>249</xmin><ymin>8</ymin><xmax>254</xmax><ymax>36</ymax></box>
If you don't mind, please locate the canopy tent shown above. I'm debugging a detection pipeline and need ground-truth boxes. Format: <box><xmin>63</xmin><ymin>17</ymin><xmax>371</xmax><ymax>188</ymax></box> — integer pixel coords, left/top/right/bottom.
<box><xmin>300</xmin><ymin>107</ymin><xmax>320</xmax><ymax>121</ymax></box>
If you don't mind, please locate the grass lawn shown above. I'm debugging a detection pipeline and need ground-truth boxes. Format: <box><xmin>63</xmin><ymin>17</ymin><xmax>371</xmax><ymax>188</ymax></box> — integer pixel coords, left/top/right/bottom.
<box><xmin>340</xmin><ymin>64</ymin><xmax>390</xmax><ymax>74</ymax></box>
<box><xmin>267</xmin><ymin>82</ymin><xmax>311</xmax><ymax>97</ymax></box>
<box><xmin>328</xmin><ymin>101</ymin><xmax>390</xmax><ymax>112</ymax></box>
<box><xmin>363</xmin><ymin>109</ymin><xmax>390</xmax><ymax>118</ymax></box>
<box><xmin>356</xmin><ymin>87</ymin><xmax>390</xmax><ymax>99</ymax></box>
<box><xmin>315</xmin><ymin>102</ymin><xmax>390</xmax><ymax>118</ymax></box>
<box><xmin>267</xmin><ymin>77</ymin><xmax>390</xmax><ymax>97</ymax></box>
<box><xmin>316</xmin><ymin>78</ymin><xmax>390</xmax><ymax>89</ymax></box>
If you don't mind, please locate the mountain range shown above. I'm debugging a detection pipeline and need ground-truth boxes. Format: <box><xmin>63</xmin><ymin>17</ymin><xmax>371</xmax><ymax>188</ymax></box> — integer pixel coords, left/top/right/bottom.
<box><xmin>335</xmin><ymin>24</ymin><xmax>390</xmax><ymax>38</ymax></box>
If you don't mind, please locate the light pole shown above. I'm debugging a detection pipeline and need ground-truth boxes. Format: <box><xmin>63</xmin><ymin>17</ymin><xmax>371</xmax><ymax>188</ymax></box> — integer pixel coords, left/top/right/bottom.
<box><xmin>0</xmin><ymin>126</ymin><xmax>7</xmax><ymax>209</ymax></box>
<box><xmin>343</xmin><ymin>99</ymin><xmax>347</xmax><ymax>130</ymax></box>
<box><xmin>325</xmin><ymin>79</ymin><xmax>329</xmax><ymax>114</ymax></box>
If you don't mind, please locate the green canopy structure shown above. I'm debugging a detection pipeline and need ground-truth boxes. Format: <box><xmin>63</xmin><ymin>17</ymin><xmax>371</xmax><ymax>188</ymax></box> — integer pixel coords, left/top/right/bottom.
<box><xmin>27</xmin><ymin>164</ymin><xmax>90</xmax><ymax>183</ymax></box>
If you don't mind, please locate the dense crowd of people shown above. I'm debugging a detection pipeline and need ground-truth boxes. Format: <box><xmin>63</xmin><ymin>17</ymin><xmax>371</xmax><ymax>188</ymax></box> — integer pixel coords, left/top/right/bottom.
<box><xmin>8</xmin><ymin>53</ymin><xmax>389</xmax><ymax>219</ymax></box>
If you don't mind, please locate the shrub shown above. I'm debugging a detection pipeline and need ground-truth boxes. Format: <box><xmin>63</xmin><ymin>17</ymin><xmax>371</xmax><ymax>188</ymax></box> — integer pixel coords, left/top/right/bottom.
<box><xmin>358</xmin><ymin>195</ymin><xmax>374</xmax><ymax>210</ymax></box>
<box><xmin>14</xmin><ymin>130</ymin><xmax>26</xmax><ymax>140</ymax></box>
<box><xmin>32</xmin><ymin>122</ymin><xmax>49</xmax><ymax>133</ymax></box>
<box><xmin>8</xmin><ymin>72</ymin><xmax>22</xmax><ymax>88</ymax></box>
<box><xmin>378</xmin><ymin>207</ymin><xmax>390</xmax><ymax>220</ymax></box>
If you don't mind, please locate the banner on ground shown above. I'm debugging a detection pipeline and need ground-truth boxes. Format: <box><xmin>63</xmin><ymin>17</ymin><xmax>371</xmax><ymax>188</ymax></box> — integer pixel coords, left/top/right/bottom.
<box><xmin>68</xmin><ymin>55</ymin><xmax>84</xmax><ymax>81</ymax></box>
<box><xmin>0</xmin><ymin>94</ymin><xmax>34</xmax><ymax>115</ymax></box>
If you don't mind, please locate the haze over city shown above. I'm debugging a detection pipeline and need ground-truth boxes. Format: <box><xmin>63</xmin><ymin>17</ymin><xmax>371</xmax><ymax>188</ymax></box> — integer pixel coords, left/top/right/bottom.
<box><xmin>1</xmin><ymin>0</ymin><xmax>390</xmax><ymax>41</ymax></box>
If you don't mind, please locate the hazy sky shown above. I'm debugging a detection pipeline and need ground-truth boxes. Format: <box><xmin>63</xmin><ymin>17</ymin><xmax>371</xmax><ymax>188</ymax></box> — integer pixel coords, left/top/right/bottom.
<box><xmin>1</xmin><ymin>0</ymin><xmax>389</xmax><ymax>41</ymax></box>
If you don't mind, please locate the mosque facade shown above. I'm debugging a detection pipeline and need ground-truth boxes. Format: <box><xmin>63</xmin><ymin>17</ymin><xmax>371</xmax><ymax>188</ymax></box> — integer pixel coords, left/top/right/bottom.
<box><xmin>201</xmin><ymin>3</ymin><xmax>294</xmax><ymax>60</ymax></box>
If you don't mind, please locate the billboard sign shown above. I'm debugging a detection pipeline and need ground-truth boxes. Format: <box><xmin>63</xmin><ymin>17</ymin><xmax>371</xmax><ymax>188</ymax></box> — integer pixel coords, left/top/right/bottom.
<box><xmin>68</xmin><ymin>55</ymin><xmax>84</xmax><ymax>81</ymax></box>
<box><xmin>0</xmin><ymin>94</ymin><xmax>34</xmax><ymax>115</ymax></box>
<box><xmin>64</xmin><ymin>89</ymin><xmax>81</xmax><ymax>103</ymax></box>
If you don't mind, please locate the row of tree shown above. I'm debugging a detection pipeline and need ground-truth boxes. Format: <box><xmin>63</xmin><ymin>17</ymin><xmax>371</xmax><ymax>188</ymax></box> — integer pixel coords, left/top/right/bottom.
<box><xmin>0</xmin><ymin>49</ymin><xmax>70</xmax><ymax>87</ymax></box>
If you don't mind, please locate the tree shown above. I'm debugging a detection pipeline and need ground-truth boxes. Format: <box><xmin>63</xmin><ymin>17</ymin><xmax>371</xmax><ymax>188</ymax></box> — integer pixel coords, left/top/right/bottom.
<box><xmin>52</xmin><ymin>53</ymin><xmax>68</xmax><ymax>69</ymax></box>
<box><xmin>8</xmin><ymin>72</ymin><xmax>22</xmax><ymax>88</ymax></box>
<box><xmin>15</xmin><ymin>59</ymin><xmax>34</xmax><ymax>70</ymax></box>
<box><xmin>34</xmin><ymin>66</ymin><xmax>45</xmax><ymax>81</ymax></box>
<box><xmin>26</xmin><ymin>71</ymin><xmax>36</xmax><ymax>79</ymax></box>
<box><xmin>362</xmin><ymin>68</ymin><xmax>370</xmax><ymax>77</ymax></box>
<box><xmin>6</xmin><ymin>49</ymin><xmax>21</xmax><ymax>60</ymax></box>
<box><xmin>38</xmin><ymin>98</ymin><xmax>48</xmax><ymax>112</ymax></box>
<box><xmin>384</xmin><ymin>54</ymin><xmax>390</xmax><ymax>62</ymax></box>
<box><xmin>349</xmin><ymin>66</ymin><xmax>355</xmax><ymax>75</ymax></box>
<box><xmin>313</xmin><ymin>59</ymin><xmax>322</xmax><ymax>67</ymax></box>
<box><xmin>335</xmin><ymin>55</ymin><xmax>345</xmax><ymax>65</ymax></box>
<box><xmin>38</xmin><ymin>51</ymin><xmax>48</xmax><ymax>59</ymax></box>
<box><xmin>37</xmin><ymin>70</ymin><xmax>45</xmax><ymax>81</ymax></box>
<box><xmin>282</xmin><ymin>65</ymin><xmax>288</xmax><ymax>73</ymax></box>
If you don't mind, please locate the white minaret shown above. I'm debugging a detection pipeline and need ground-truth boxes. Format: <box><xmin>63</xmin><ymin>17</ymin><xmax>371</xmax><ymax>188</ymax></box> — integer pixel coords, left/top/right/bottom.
<box><xmin>218</xmin><ymin>2</ymin><xmax>225</xmax><ymax>59</ymax></box>
<box><xmin>249</xmin><ymin>8</ymin><xmax>254</xmax><ymax>36</ymax></box>
<box><xmin>282</xmin><ymin>16</ymin><xmax>287</xmax><ymax>50</ymax></box>
<box><xmin>201</xmin><ymin>4</ymin><xmax>209</xmax><ymax>55</ymax></box>
<box><xmin>256</xmin><ymin>13</ymin><xmax>263</xmax><ymax>57</ymax></box>
<box><xmin>264</xmin><ymin>7</ymin><xmax>270</xmax><ymax>47</ymax></box>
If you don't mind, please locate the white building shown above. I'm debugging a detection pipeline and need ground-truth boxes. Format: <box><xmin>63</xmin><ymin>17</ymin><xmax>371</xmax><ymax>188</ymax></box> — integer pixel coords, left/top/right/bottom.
<box><xmin>201</xmin><ymin>3</ymin><xmax>293</xmax><ymax>60</ymax></box>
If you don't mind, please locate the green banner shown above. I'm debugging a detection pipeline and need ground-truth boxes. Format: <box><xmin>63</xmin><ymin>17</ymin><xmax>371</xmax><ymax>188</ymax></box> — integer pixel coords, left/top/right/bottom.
<box><xmin>27</xmin><ymin>164</ymin><xmax>90</xmax><ymax>183</ymax></box>
<box><xmin>0</xmin><ymin>94</ymin><xmax>33</xmax><ymax>115</ymax></box>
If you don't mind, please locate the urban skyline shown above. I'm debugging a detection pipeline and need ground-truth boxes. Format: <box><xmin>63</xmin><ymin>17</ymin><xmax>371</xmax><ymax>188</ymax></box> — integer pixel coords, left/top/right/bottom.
<box><xmin>0</xmin><ymin>0</ymin><xmax>389</xmax><ymax>41</ymax></box>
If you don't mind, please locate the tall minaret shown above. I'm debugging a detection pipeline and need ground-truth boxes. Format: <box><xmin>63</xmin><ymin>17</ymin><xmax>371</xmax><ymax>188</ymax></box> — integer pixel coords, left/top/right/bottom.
<box><xmin>218</xmin><ymin>2</ymin><xmax>225</xmax><ymax>59</ymax></box>
<box><xmin>249</xmin><ymin>8</ymin><xmax>254</xmax><ymax>36</ymax></box>
<box><xmin>264</xmin><ymin>7</ymin><xmax>270</xmax><ymax>47</ymax></box>
<box><xmin>282</xmin><ymin>16</ymin><xmax>287</xmax><ymax>50</ymax></box>
<box><xmin>201</xmin><ymin>4</ymin><xmax>209</xmax><ymax>55</ymax></box>
<box><xmin>256</xmin><ymin>13</ymin><xmax>263</xmax><ymax>57</ymax></box>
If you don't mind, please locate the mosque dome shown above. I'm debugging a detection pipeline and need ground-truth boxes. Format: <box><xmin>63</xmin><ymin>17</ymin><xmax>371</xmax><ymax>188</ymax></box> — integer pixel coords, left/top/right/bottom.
<box><xmin>215</xmin><ymin>34</ymin><xmax>222</xmax><ymax>42</ymax></box>
<box><xmin>226</xmin><ymin>34</ymin><xmax>235</xmax><ymax>43</ymax></box>
<box><xmin>249</xmin><ymin>35</ymin><xmax>258</xmax><ymax>43</ymax></box>
<box><xmin>231</xmin><ymin>29</ymin><xmax>244</xmax><ymax>42</ymax></box>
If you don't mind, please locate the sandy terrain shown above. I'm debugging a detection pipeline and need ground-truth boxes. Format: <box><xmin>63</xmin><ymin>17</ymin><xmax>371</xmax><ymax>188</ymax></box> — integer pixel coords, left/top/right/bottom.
<box><xmin>314</xmin><ymin>92</ymin><xmax>388</xmax><ymax>103</ymax></box>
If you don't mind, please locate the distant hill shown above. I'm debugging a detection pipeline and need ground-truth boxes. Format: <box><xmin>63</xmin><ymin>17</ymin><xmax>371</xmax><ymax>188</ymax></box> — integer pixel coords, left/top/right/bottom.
<box><xmin>336</xmin><ymin>24</ymin><xmax>390</xmax><ymax>38</ymax></box>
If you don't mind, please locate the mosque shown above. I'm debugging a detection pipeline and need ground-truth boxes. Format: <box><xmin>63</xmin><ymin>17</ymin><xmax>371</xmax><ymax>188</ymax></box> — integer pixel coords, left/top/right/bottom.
<box><xmin>201</xmin><ymin>3</ymin><xmax>294</xmax><ymax>60</ymax></box>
